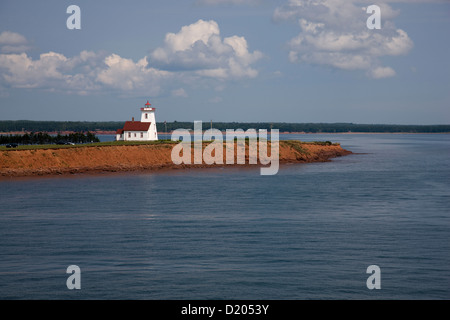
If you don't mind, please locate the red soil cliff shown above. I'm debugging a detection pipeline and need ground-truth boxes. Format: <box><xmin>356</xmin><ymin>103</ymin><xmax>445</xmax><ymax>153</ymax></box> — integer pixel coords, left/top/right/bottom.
<box><xmin>0</xmin><ymin>141</ymin><xmax>351</xmax><ymax>177</ymax></box>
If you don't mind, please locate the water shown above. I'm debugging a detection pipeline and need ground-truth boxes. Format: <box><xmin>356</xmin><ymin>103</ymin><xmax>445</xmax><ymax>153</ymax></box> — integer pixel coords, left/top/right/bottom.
<box><xmin>0</xmin><ymin>134</ymin><xmax>449</xmax><ymax>299</ymax></box>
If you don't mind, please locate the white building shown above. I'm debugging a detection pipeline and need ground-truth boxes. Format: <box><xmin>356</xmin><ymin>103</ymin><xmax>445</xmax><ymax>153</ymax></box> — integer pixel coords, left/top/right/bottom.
<box><xmin>116</xmin><ymin>101</ymin><xmax>158</xmax><ymax>141</ymax></box>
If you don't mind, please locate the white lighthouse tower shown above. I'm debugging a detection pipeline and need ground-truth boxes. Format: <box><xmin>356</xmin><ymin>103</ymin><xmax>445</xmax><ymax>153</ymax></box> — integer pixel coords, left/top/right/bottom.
<box><xmin>116</xmin><ymin>100</ymin><xmax>159</xmax><ymax>141</ymax></box>
<box><xmin>141</xmin><ymin>100</ymin><xmax>158</xmax><ymax>140</ymax></box>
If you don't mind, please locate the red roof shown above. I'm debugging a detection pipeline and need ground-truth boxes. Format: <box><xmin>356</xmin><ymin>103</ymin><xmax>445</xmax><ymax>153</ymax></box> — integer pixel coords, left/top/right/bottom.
<box><xmin>122</xmin><ymin>121</ymin><xmax>151</xmax><ymax>132</ymax></box>
<box><xmin>145</xmin><ymin>100</ymin><xmax>151</xmax><ymax>107</ymax></box>
<box><xmin>116</xmin><ymin>129</ymin><xmax>124</xmax><ymax>134</ymax></box>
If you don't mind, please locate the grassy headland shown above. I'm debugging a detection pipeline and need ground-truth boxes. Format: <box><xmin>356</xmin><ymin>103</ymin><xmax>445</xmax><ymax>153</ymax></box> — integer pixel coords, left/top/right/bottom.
<box><xmin>0</xmin><ymin>140</ymin><xmax>351</xmax><ymax>177</ymax></box>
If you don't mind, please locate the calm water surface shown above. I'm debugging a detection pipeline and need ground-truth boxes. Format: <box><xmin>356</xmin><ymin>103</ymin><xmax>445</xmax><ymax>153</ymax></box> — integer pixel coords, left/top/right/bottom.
<box><xmin>0</xmin><ymin>134</ymin><xmax>449</xmax><ymax>299</ymax></box>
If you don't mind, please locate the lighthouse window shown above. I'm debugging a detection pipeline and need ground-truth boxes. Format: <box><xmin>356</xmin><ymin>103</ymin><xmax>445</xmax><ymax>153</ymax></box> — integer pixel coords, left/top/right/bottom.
<box><xmin>145</xmin><ymin>113</ymin><xmax>148</xmax><ymax>119</ymax></box>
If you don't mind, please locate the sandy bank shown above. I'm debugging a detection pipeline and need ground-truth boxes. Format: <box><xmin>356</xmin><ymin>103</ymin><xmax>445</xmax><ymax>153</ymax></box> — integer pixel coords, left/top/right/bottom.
<box><xmin>0</xmin><ymin>141</ymin><xmax>351</xmax><ymax>177</ymax></box>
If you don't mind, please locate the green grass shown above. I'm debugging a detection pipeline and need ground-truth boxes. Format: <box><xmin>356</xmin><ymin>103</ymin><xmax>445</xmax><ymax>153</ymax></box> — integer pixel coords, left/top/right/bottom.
<box><xmin>282</xmin><ymin>140</ymin><xmax>309</xmax><ymax>155</ymax></box>
<box><xmin>280</xmin><ymin>140</ymin><xmax>339</xmax><ymax>155</ymax></box>
<box><xmin>307</xmin><ymin>141</ymin><xmax>340</xmax><ymax>146</ymax></box>
<box><xmin>0</xmin><ymin>139</ymin><xmax>178</xmax><ymax>151</ymax></box>
<box><xmin>0</xmin><ymin>139</ymin><xmax>339</xmax><ymax>151</ymax></box>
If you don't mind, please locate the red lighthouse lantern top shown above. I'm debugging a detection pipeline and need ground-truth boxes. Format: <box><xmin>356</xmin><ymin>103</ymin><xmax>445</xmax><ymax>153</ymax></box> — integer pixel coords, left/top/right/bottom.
<box><xmin>141</xmin><ymin>100</ymin><xmax>155</xmax><ymax>112</ymax></box>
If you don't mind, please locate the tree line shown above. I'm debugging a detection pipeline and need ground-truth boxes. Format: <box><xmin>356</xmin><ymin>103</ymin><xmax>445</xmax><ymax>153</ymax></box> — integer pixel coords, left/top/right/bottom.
<box><xmin>0</xmin><ymin>121</ymin><xmax>122</xmax><ymax>132</ymax></box>
<box><xmin>0</xmin><ymin>120</ymin><xmax>449</xmax><ymax>133</ymax></box>
<box><xmin>163</xmin><ymin>122</ymin><xmax>450</xmax><ymax>133</ymax></box>
<box><xmin>0</xmin><ymin>132</ymin><xmax>100</xmax><ymax>145</ymax></box>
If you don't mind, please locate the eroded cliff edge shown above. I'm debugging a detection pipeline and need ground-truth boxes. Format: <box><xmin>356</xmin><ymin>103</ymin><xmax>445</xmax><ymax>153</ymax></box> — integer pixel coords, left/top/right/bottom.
<box><xmin>0</xmin><ymin>140</ymin><xmax>352</xmax><ymax>177</ymax></box>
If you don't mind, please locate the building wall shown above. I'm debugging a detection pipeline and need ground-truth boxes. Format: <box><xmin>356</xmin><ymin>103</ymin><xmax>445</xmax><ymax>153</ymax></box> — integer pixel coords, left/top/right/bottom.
<box><xmin>141</xmin><ymin>110</ymin><xmax>156</xmax><ymax>124</ymax></box>
<box><xmin>149</xmin><ymin>123</ymin><xmax>158</xmax><ymax>140</ymax></box>
<box><xmin>141</xmin><ymin>110</ymin><xmax>158</xmax><ymax>141</ymax></box>
<box><xmin>122</xmin><ymin>130</ymin><xmax>158</xmax><ymax>141</ymax></box>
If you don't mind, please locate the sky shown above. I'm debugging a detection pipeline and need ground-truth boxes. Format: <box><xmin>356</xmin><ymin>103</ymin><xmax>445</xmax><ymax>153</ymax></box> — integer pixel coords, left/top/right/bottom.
<box><xmin>0</xmin><ymin>0</ymin><xmax>449</xmax><ymax>124</ymax></box>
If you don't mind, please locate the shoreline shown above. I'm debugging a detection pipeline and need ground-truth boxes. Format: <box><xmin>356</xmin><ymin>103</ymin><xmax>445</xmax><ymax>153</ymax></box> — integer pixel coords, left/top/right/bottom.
<box><xmin>0</xmin><ymin>141</ymin><xmax>352</xmax><ymax>178</ymax></box>
<box><xmin>1</xmin><ymin>131</ymin><xmax>448</xmax><ymax>136</ymax></box>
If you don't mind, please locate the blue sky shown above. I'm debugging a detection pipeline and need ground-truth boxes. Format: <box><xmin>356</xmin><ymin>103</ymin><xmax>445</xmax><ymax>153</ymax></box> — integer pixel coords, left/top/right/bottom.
<box><xmin>0</xmin><ymin>0</ymin><xmax>449</xmax><ymax>124</ymax></box>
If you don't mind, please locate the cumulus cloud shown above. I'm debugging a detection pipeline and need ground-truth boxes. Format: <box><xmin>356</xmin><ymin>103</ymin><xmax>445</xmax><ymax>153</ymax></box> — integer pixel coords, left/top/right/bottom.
<box><xmin>0</xmin><ymin>50</ymin><xmax>116</xmax><ymax>95</ymax></box>
<box><xmin>0</xmin><ymin>52</ymin><xmax>72</xmax><ymax>89</ymax></box>
<box><xmin>0</xmin><ymin>20</ymin><xmax>262</xmax><ymax>96</ymax></box>
<box><xmin>209</xmin><ymin>96</ymin><xmax>223</xmax><ymax>103</ymax></box>
<box><xmin>151</xmin><ymin>19</ymin><xmax>262</xmax><ymax>79</ymax></box>
<box><xmin>196</xmin><ymin>0</ymin><xmax>264</xmax><ymax>5</ymax></box>
<box><xmin>172</xmin><ymin>88</ymin><xmax>188</xmax><ymax>97</ymax></box>
<box><xmin>274</xmin><ymin>0</ymin><xmax>415</xmax><ymax>78</ymax></box>
<box><xmin>0</xmin><ymin>31</ymin><xmax>32</xmax><ymax>53</ymax></box>
<box><xmin>96</xmin><ymin>54</ymin><xmax>170</xmax><ymax>95</ymax></box>
<box><xmin>0</xmin><ymin>31</ymin><xmax>27</xmax><ymax>46</ymax></box>
<box><xmin>369</xmin><ymin>66</ymin><xmax>396</xmax><ymax>79</ymax></box>
<box><xmin>0</xmin><ymin>50</ymin><xmax>171</xmax><ymax>95</ymax></box>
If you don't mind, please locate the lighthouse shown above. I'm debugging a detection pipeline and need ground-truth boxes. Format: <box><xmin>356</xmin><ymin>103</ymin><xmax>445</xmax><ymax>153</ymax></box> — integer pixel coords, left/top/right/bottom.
<box><xmin>116</xmin><ymin>101</ymin><xmax>159</xmax><ymax>141</ymax></box>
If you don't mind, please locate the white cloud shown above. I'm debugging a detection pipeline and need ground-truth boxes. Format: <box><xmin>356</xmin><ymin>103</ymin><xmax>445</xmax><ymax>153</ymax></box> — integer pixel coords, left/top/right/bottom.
<box><xmin>369</xmin><ymin>66</ymin><xmax>396</xmax><ymax>79</ymax></box>
<box><xmin>96</xmin><ymin>54</ymin><xmax>170</xmax><ymax>95</ymax></box>
<box><xmin>196</xmin><ymin>0</ymin><xmax>264</xmax><ymax>5</ymax></box>
<box><xmin>151</xmin><ymin>19</ymin><xmax>262</xmax><ymax>79</ymax></box>
<box><xmin>0</xmin><ymin>31</ymin><xmax>31</xmax><ymax>53</ymax></box>
<box><xmin>0</xmin><ymin>31</ymin><xmax>27</xmax><ymax>45</ymax></box>
<box><xmin>0</xmin><ymin>50</ymin><xmax>170</xmax><ymax>95</ymax></box>
<box><xmin>165</xmin><ymin>19</ymin><xmax>221</xmax><ymax>53</ymax></box>
<box><xmin>0</xmin><ymin>20</ymin><xmax>263</xmax><ymax>96</ymax></box>
<box><xmin>0</xmin><ymin>52</ymin><xmax>69</xmax><ymax>89</ymax></box>
<box><xmin>370</xmin><ymin>0</ymin><xmax>446</xmax><ymax>2</ymax></box>
<box><xmin>209</xmin><ymin>96</ymin><xmax>223</xmax><ymax>103</ymax></box>
<box><xmin>275</xmin><ymin>0</ymin><xmax>415</xmax><ymax>78</ymax></box>
<box><xmin>0</xmin><ymin>51</ymin><xmax>110</xmax><ymax>95</ymax></box>
<box><xmin>172</xmin><ymin>88</ymin><xmax>188</xmax><ymax>97</ymax></box>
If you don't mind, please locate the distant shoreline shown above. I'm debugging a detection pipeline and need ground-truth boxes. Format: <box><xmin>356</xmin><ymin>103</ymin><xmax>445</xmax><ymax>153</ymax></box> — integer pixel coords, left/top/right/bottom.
<box><xmin>1</xmin><ymin>121</ymin><xmax>449</xmax><ymax>135</ymax></box>
<box><xmin>1</xmin><ymin>131</ymin><xmax>449</xmax><ymax>136</ymax></box>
